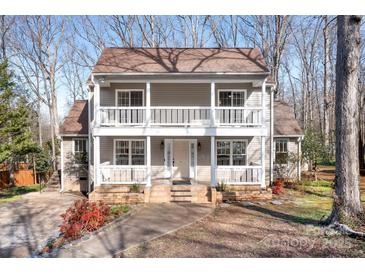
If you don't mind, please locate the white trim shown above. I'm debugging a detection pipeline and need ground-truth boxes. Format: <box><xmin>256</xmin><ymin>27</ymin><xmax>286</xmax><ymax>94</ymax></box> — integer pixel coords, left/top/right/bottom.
<box><xmin>187</xmin><ymin>139</ymin><xmax>198</xmax><ymax>181</ymax></box>
<box><xmin>94</xmin><ymin>126</ymin><xmax>268</xmax><ymax>137</ymax></box>
<box><xmin>94</xmin><ymin>81</ymin><xmax>100</xmax><ymax>126</ymax></box>
<box><xmin>210</xmin><ymin>81</ymin><xmax>216</xmax><ymax>127</ymax></box>
<box><xmin>273</xmin><ymin>134</ymin><xmax>304</xmax><ymax>138</ymax></box>
<box><xmin>217</xmin><ymin>89</ymin><xmax>247</xmax><ymax>107</ymax></box>
<box><xmin>273</xmin><ymin>138</ymin><xmax>289</xmax><ymax>165</ymax></box>
<box><xmin>261</xmin><ymin>136</ymin><xmax>266</xmax><ymax>188</ymax></box>
<box><xmin>60</xmin><ymin>138</ymin><xmax>64</xmax><ymax>192</ymax></box>
<box><xmin>146</xmin><ymin>136</ymin><xmax>151</xmax><ymax>186</ymax></box>
<box><xmin>164</xmin><ymin>139</ymin><xmax>173</xmax><ymax>178</ymax></box>
<box><xmin>93</xmin><ymin>72</ymin><xmax>270</xmax><ymax>77</ymax></box>
<box><xmin>94</xmin><ymin>136</ymin><xmax>100</xmax><ymax>186</ymax></box>
<box><xmin>270</xmin><ymin>87</ymin><xmax>274</xmax><ymax>183</ymax></box>
<box><xmin>261</xmin><ymin>80</ymin><xmax>266</xmax><ymax>129</ymax></box>
<box><xmin>211</xmin><ymin>136</ymin><xmax>216</xmax><ymax>186</ymax></box>
<box><xmin>113</xmin><ymin>138</ymin><xmax>146</xmax><ymax>166</ymax></box>
<box><xmin>298</xmin><ymin>136</ymin><xmax>302</xmax><ymax>180</ymax></box>
<box><xmin>72</xmin><ymin>138</ymin><xmax>88</xmax><ymax>155</ymax></box>
<box><xmin>216</xmin><ymin>139</ymin><xmax>248</xmax><ymax>166</ymax></box>
<box><xmin>146</xmin><ymin>82</ymin><xmax>151</xmax><ymax>127</ymax></box>
<box><xmin>60</xmin><ymin>133</ymin><xmax>88</xmax><ymax>137</ymax></box>
<box><xmin>115</xmin><ymin>89</ymin><xmax>145</xmax><ymax>107</ymax></box>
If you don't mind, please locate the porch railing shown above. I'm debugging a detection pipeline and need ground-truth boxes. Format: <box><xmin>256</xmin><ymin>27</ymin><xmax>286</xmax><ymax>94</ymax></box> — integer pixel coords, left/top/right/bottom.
<box><xmin>215</xmin><ymin>166</ymin><xmax>262</xmax><ymax>184</ymax></box>
<box><xmin>99</xmin><ymin>107</ymin><xmax>146</xmax><ymax>126</ymax></box>
<box><xmin>99</xmin><ymin>165</ymin><xmax>147</xmax><ymax>184</ymax></box>
<box><xmin>151</xmin><ymin>107</ymin><xmax>211</xmax><ymax>126</ymax></box>
<box><xmin>97</xmin><ymin>107</ymin><xmax>262</xmax><ymax>127</ymax></box>
<box><xmin>215</xmin><ymin>107</ymin><xmax>262</xmax><ymax>126</ymax></box>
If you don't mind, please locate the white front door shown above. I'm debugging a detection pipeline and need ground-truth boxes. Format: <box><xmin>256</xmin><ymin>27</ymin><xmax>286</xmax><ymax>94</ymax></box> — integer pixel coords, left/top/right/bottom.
<box><xmin>173</xmin><ymin>140</ymin><xmax>190</xmax><ymax>179</ymax></box>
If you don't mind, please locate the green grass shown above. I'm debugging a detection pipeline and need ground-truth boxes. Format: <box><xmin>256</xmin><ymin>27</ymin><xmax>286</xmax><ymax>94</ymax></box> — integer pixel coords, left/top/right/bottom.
<box><xmin>0</xmin><ymin>185</ymin><xmax>42</xmax><ymax>203</ymax></box>
<box><xmin>268</xmin><ymin>180</ymin><xmax>335</xmax><ymax>224</ymax></box>
<box><xmin>110</xmin><ymin>204</ymin><xmax>130</xmax><ymax>216</ymax></box>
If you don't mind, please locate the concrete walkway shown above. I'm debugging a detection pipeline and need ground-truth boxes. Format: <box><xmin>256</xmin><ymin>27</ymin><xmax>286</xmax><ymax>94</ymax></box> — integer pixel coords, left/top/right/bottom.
<box><xmin>0</xmin><ymin>192</ymin><xmax>81</xmax><ymax>257</ymax></box>
<box><xmin>53</xmin><ymin>203</ymin><xmax>213</xmax><ymax>258</ymax></box>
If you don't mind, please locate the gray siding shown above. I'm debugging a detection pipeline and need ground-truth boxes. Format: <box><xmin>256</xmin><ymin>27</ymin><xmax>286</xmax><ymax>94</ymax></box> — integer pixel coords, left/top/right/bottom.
<box><xmin>151</xmin><ymin>83</ymin><xmax>210</xmax><ymax>106</ymax></box>
<box><xmin>62</xmin><ymin>137</ymin><xmax>88</xmax><ymax>192</ymax></box>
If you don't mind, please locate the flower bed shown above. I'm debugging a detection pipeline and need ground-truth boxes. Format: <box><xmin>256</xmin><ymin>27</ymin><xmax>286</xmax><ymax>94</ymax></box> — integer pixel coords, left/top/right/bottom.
<box><xmin>39</xmin><ymin>199</ymin><xmax>130</xmax><ymax>255</ymax></box>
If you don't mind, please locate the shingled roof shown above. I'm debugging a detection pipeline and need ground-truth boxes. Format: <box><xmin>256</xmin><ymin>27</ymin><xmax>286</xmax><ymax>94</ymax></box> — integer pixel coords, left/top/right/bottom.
<box><xmin>60</xmin><ymin>100</ymin><xmax>88</xmax><ymax>135</ymax></box>
<box><xmin>92</xmin><ymin>48</ymin><xmax>270</xmax><ymax>74</ymax></box>
<box><xmin>274</xmin><ymin>101</ymin><xmax>303</xmax><ymax>136</ymax></box>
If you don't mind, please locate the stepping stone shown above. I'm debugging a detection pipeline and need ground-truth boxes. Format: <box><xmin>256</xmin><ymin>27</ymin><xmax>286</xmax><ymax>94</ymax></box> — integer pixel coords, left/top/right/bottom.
<box><xmin>271</xmin><ymin>200</ymin><xmax>283</xmax><ymax>205</ymax></box>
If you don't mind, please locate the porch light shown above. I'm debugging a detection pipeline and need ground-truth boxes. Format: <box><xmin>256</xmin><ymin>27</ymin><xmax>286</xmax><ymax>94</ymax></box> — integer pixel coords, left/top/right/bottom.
<box><xmin>160</xmin><ymin>140</ymin><xmax>164</xmax><ymax>150</ymax></box>
<box><xmin>198</xmin><ymin>142</ymin><xmax>201</xmax><ymax>151</ymax></box>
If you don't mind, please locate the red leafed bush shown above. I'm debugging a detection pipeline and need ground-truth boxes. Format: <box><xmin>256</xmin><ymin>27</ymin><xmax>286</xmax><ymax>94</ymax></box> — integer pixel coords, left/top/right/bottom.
<box><xmin>272</xmin><ymin>178</ymin><xmax>284</xmax><ymax>195</ymax></box>
<box><xmin>60</xmin><ymin>199</ymin><xmax>111</xmax><ymax>240</ymax></box>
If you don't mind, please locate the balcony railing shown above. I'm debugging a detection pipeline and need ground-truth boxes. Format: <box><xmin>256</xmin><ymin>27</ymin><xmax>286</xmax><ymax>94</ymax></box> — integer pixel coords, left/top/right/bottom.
<box><xmin>99</xmin><ymin>165</ymin><xmax>147</xmax><ymax>184</ymax></box>
<box><xmin>151</xmin><ymin>107</ymin><xmax>211</xmax><ymax>126</ymax></box>
<box><xmin>99</xmin><ymin>107</ymin><xmax>146</xmax><ymax>126</ymax></box>
<box><xmin>97</xmin><ymin>106</ymin><xmax>262</xmax><ymax>127</ymax></box>
<box><xmin>215</xmin><ymin>107</ymin><xmax>262</xmax><ymax>126</ymax></box>
<box><xmin>215</xmin><ymin>166</ymin><xmax>262</xmax><ymax>184</ymax></box>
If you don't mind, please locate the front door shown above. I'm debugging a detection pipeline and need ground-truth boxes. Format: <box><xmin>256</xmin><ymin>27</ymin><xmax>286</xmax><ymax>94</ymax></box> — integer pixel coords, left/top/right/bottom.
<box><xmin>173</xmin><ymin>140</ymin><xmax>189</xmax><ymax>180</ymax></box>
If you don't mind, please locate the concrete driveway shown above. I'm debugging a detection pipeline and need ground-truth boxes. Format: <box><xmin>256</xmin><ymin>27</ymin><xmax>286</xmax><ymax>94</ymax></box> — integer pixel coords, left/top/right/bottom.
<box><xmin>0</xmin><ymin>192</ymin><xmax>81</xmax><ymax>257</ymax></box>
<box><xmin>54</xmin><ymin>203</ymin><xmax>214</xmax><ymax>258</ymax></box>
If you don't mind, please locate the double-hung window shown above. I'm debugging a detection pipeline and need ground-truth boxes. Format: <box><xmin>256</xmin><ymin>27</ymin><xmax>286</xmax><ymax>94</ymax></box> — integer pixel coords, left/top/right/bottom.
<box><xmin>73</xmin><ymin>138</ymin><xmax>88</xmax><ymax>180</ymax></box>
<box><xmin>74</xmin><ymin>138</ymin><xmax>88</xmax><ymax>165</ymax></box>
<box><xmin>116</xmin><ymin>90</ymin><xmax>144</xmax><ymax>107</ymax></box>
<box><xmin>218</xmin><ymin>90</ymin><xmax>246</xmax><ymax>123</ymax></box>
<box><xmin>218</xmin><ymin>90</ymin><xmax>246</xmax><ymax>107</ymax></box>
<box><xmin>217</xmin><ymin>140</ymin><xmax>247</xmax><ymax>166</ymax></box>
<box><xmin>115</xmin><ymin>140</ymin><xmax>145</xmax><ymax>165</ymax></box>
<box><xmin>275</xmin><ymin>139</ymin><xmax>289</xmax><ymax>164</ymax></box>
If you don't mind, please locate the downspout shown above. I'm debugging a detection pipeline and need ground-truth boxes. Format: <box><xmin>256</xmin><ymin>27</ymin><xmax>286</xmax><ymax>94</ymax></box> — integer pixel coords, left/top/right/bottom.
<box><xmin>60</xmin><ymin>137</ymin><xmax>64</xmax><ymax>192</ymax></box>
<box><xmin>270</xmin><ymin>86</ymin><xmax>274</xmax><ymax>186</ymax></box>
<box><xmin>298</xmin><ymin>136</ymin><xmax>302</xmax><ymax>181</ymax></box>
<box><xmin>87</xmin><ymin>87</ymin><xmax>91</xmax><ymax>195</ymax></box>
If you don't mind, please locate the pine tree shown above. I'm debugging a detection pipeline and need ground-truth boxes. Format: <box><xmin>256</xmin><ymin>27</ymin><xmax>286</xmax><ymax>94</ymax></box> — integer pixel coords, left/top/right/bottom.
<box><xmin>0</xmin><ymin>60</ymin><xmax>40</xmax><ymax>186</ymax></box>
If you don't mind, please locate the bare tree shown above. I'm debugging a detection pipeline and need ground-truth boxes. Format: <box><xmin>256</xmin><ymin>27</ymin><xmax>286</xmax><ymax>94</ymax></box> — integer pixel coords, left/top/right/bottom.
<box><xmin>10</xmin><ymin>16</ymin><xmax>67</xmax><ymax>168</ymax></box>
<box><xmin>328</xmin><ymin>15</ymin><xmax>363</xmax><ymax>228</ymax></box>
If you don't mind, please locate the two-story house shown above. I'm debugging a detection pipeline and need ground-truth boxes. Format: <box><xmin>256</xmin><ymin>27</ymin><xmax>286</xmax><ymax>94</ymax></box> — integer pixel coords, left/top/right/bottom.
<box><xmin>59</xmin><ymin>48</ymin><xmax>303</xmax><ymax>203</ymax></box>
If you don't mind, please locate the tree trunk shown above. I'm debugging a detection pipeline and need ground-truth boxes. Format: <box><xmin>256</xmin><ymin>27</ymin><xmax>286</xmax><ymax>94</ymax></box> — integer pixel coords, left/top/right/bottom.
<box><xmin>329</xmin><ymin>15</ymin><xmax>363</xmax><ymax>224</ymax></box>
<box><xmin>323</xmin><ymin>16</ymin><xmax>330</xmax><ymax>146</ymax></box>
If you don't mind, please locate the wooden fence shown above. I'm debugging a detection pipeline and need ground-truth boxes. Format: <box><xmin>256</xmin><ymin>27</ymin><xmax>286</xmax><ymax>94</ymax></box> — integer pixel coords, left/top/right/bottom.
<box><xmin>0</xmin><ymin>163</ymin><xmax>52</xmax><ymax>189</ymax></box>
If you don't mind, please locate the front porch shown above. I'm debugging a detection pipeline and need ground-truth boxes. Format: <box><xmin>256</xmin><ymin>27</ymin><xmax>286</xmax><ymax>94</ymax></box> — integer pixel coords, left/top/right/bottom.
<box><xmin>90</xmin><ymin>136</ymin><xmax>267</xmax><ymax>189</ymax></box>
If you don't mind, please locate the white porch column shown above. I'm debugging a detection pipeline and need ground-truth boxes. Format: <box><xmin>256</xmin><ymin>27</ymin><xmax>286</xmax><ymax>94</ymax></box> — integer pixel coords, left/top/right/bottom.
<box><xmin>94</xmin><ymin>136</ymin><xmax>100</xmax><ymax>186</ymax></box>
<box><xmin>60</xmin><ymin>138</ymin><xmax>64</xmax><ymax>192</ymax></box>
<box><xmin>261</xmin><ymin>136</ymin><xmax>266</xmax><ymax>188</ymax></box>
<box><xmin>94</xmin><ymin>80</ymin><xmax>100</xmax><ymax>126</ymax></box>
<box><xmin>210</xmin><ymin>136</ymin><xmax>216</xmax><ymax>186</ymax></box>
<box><xmin>261</xmin><ymin>80</ymin><xmax>267</xmax><ymax>188</ymax></box>
<box><xmin>210</xmin><ymin>81</ymin><xmax>216</xmax><ymax>127</ymax></box>
<box><xmin>261</xmin><ymin>79</ymin><xmax>266</xmax><ymax>126</ymax></box>
<box><xmin>146</xmin><ymin>136</ymin><xmax>151</xmax><ymax>186</ymax></box>
<box><xmin>298</xmin><ymin>136</ymin><xmax>302</xmax><ymax>181</ymax></box>
<box><xmin>146</xmin><ymin>82</ymin><xmax>151</xmax><ymax>127</ymax></box>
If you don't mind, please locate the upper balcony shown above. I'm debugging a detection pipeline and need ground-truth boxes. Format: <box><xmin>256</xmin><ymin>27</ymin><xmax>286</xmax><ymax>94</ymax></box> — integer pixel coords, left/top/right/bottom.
<box><xmin>91</xmin><ymin>81</ymin><xmax>268</xmax><ymax>135</ymax></box>
<box><xmin>97</xmin><ymin>106</ymin><xmax>262</xmax><ymax>127</ymax></box>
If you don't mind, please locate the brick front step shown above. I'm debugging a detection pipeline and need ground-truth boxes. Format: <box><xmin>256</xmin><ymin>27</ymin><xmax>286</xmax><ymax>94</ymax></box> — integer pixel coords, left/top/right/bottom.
<box><xmin>89</xmin><ymin>184</ymin><xmax>272</xmax><ymax>204</ymax></box>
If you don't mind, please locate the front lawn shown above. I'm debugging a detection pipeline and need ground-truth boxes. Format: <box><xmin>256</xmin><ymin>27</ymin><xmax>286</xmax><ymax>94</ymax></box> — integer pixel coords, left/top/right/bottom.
<box><xmin>121</xmin><ymin>178</ymin><xmax>365</xmax><ymax>258</ymax></box>
<box><xmin>0</xmin><ymin>185</ymin><xmax>42</xmax><ymax>203</ymax></box>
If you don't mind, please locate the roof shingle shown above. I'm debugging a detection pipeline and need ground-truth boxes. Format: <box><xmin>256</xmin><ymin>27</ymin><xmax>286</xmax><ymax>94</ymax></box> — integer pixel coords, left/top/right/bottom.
<box><xmin>60</xmin><ymin>100</ymin><xmax>88</xmax><ymax>135</ymax></box>
<box><xmin>92</xmin><ymin>48</ymin><xmax>270</xmax><ymax>74</ymax></box>
<box><xmin>274</xmin><ymin>101</ymin><xmax>303</xmax><ymax>136</ymax></box>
